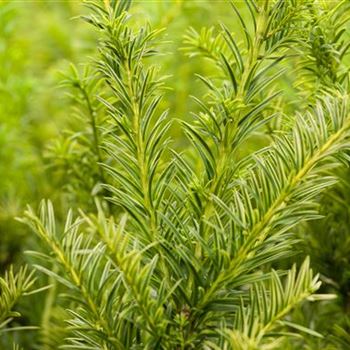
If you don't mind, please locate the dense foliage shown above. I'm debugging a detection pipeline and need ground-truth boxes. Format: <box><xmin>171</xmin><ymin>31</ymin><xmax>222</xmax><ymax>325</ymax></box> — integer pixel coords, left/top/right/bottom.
<box><xmin>1</xmin><ymin>0</ymin><xmax>350</xmax><ymax>349</ymax></box>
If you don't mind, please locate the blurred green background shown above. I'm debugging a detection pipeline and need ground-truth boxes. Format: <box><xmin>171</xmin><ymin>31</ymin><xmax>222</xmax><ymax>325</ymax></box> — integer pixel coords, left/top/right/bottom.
<box><xmin>0</xmin><ymin>2</ymin><xmax>236</xmax><ymax>346</ymax></box>
<box><xmin>0</xmin><ymin>0</ymin><xmax>237</xmax><ymax>270</ymax></box>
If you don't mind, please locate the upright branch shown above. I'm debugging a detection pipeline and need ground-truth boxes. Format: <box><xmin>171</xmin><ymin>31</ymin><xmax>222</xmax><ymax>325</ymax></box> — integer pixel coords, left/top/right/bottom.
<box><xmin>181</xmin><ymin>0</ymin><xmax>309</xmax><ymax>250</ymax></box>
<box><xmin>84</xmin><ymin>0</ymin><xmax>172</xmax><ymax>242</ymax></box>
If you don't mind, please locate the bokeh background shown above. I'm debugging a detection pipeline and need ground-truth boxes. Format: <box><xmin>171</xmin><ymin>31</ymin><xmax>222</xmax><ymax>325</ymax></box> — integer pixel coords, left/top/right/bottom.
<box><xmin>0</xmin><ymin>0</ymin><xmax>239</xmax><ymax>270</ymax></box>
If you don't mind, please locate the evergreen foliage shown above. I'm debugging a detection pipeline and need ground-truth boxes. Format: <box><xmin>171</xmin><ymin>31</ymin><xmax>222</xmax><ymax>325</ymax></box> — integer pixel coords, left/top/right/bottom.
<box><xmin>1</xmin><ymin>0</ymin><xmax>350</xmax><ymax>349</ymax></box>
